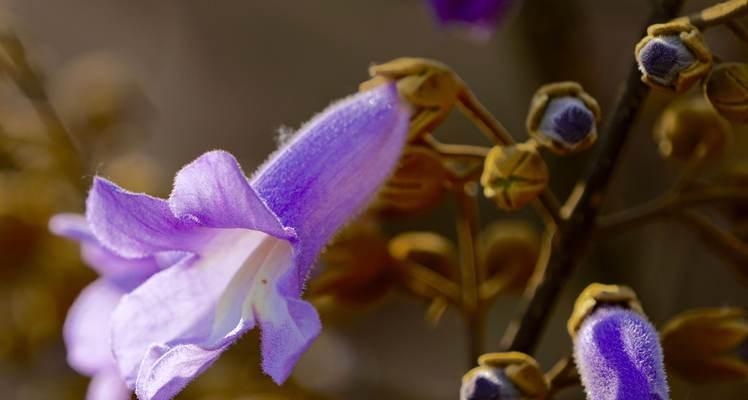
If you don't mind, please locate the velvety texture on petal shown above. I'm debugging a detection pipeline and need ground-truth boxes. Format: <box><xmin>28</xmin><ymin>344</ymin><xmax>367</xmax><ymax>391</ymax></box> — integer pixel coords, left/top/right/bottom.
<box><xmin>63</xmin><ymin>279</ymin><xmax>125</xmax><ymax>376</ymax></box>
<box><xmin>574</xmin><ymin>307</ymin><xmax>669</xmax><ymax>400</ymax></box>
<box><xmin>107</xmin><ymin>85</ymin><xmax>408</xmax><ymax>398</ymax></box>
<box><xmin>169</xmin><ymin>150</ymin><xmax>292</xmax><ymax>239</ymax></box>
<box><xmin>252</xmin><ymin>83</ymin><xmax>410</xmax><ymax>296</ymax></box>
<box><xmin>87</xmin><ymin>367</ymin><xmax>132</xmax><ymax>400</ymax></box>
<box><xmin>111</xmin><ymin>230</ymin><xmax>310</xmax><ymax>395</ymax></box>
<box><xmin>87</xmin><ymin>178</ymin><xmax>208</xmax><ymax>258</ymax></box>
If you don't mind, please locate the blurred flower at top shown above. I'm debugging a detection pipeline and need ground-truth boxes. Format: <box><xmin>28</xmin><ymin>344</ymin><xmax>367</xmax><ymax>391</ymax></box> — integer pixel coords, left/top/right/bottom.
<box><xmin>427</xmin><ymin>0</ymin><xmax>514</xmax><ymax>40</ymax></box>
<box><xmin>49</xmin><ymin>213</ymin><xmax>169</xmax><ymax>400</ymax></box>
<box><xmin>87</xmin><ymin>84</ymin><xmax>410</xmax><ymax>400</ymax></box>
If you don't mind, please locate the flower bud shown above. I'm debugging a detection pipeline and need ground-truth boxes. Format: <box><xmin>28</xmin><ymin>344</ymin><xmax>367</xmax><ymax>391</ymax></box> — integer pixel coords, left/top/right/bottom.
<box><xmin>480</xmin><ymin>142</ymin><xmax>549</xmax><ymax>210</ymax></box>
<box><xmin>479</xmin><ymin>221</ymin><xmax>541</xmax><ymax>296</ymax></box>
<box><xmin>635</xmin><ymin>21</ymin><xmax>712</xmax><ymax>93</ymax></box>
<box><xmin>526</xmin><ymin>82</ymin><xmax>600</xmax><ymax>155</ymax></box>
<box><xmin>570</xmin><ymin>284</ymin><xmax>669</xmax><ymax>400</ymax></box>
<box><xmin>653</xmin><ymin>97</ymin><xmax>730</xmax><ymax>162</ymax></box>
<box><xmin>461</xmin><ymin>352</ymin><xmax>548</xmax><ymax>400</ymax></box>
<box><xmin>313</xmin><ymin>219</ymin><xmax>397</xmax><ymax>305</ymax></box>
<box><xmin>661</xmin><ymin>307</ymin><xmax>748</xmax><ymax>382</ymax></box>
<box><xmin>373</xmin><ymin>146</ymin><xmax>450</xmax><ymax>213</ymax></box>
<box><xmin>389</xmin><ymin>231</ymin><xmax>457</xmax><ymax>279</ymax></box>
<box><xmin>460</xmin><ymin>366</ymin><xmax>519</xmax><ymax>400</ymax></box>
<box><xmin>361</xmin><ymin>58</ymin><xmax>461</xmax><ymax>141</ymax></box>
<box><xmin>704</xmin><ymin>62</ymin><xmax>748</xmax><ymax>123</ymax></box>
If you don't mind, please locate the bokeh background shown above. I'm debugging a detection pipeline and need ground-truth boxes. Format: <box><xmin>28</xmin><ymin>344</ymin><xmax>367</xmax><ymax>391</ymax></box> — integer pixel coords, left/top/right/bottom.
<box><xmin>0</xmin><ymin>0</ymin><xmax>746</xmax><ymax>398</ymax></box>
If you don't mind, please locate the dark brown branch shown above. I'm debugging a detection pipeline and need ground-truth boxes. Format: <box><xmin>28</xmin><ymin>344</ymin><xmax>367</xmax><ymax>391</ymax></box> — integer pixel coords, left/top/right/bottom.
<box><xmin>504</xmin><ymin>0</ymin><xmax>685</xmax><ymax>354</ymax></box>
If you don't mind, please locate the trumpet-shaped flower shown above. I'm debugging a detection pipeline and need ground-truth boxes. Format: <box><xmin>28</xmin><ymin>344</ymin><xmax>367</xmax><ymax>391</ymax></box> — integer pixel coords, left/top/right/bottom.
<box><xmin>87</xmin><ymin>84</ymin><xmax>410</xmax><ymax>400</ymax></box>
<box><xmin>49</xmin><ymin>213</ymin><xmax>167</xmax><ymax>400</ymax></box>
<box><xmin>573</xmin><ymin>306</ymin><xmax>669</xmax><ymax>400</ymax></box>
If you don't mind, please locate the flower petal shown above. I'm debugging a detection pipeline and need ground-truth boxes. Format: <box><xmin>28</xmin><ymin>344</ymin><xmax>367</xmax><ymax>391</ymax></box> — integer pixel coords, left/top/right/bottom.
<box><xmin>259</xmin><ymin>293</ymin><xmax>321</xmax><ymax>384</ymax></box>
<box><xmin>86</xmin><ymin>367</ymin><xmax>131</xmax><ymax>400</ymax></box>
<box><xmin>49</xmin><ymin>213</ymin><xmax>95</xmax><ymax>242</ymax></box>
<box><xmin>64</xmin><ymin>279</ymin><xmax>124</xmax><ymax>376</ymax></box>
<box><xmin>135</xmin><ymin>343</ymin><xmax>224</xmax><ymax>400</ymax></box>
<box><xmin>574</xmin><ymin>307</ymin><xmax>669</xmax><ymax>400</ymax></box>
<box><xmin>87</xmin><ymin>177</ymin><xmax>208</xmax><ymax>258</ymax></box>
<box><xmin>169</xmin><ymin>150</ymin><xmax>292</xmax><ymax>239</ymax></box>
<box><xmin>252</xmin><ymin>83</ymin><xmax>410</xmax><ymax>291</ymax></box>
<box><xmin>111</xmin><ymin>230</ymin><xmax>293</xmax><ymax>392</ymax></box>
<box><xmin>50</xmin><ymin>213</ymin><xmax>161</xmax><ymax>287</ymax></box>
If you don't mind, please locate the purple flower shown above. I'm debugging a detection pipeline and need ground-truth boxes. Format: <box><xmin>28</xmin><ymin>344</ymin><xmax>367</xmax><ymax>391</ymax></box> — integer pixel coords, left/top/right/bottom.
<box><xmin>573</xmin><ymin>306</ymin><xmax>669</xmax><ymax>400</ymax></box>
<box><xmin>49</xmin><ymin>213</ymin><xmax>166</xmax><ymax>400</ymax></box>
<box><xmin>637</xmin><ymin>36</ymin><xmax>695</xmax><ymax>87</ymax></box>
<box><xmin>460</xmin><ymin>367</ymin><xmax>519</xmax><ymax>400</ymax></box>
<box><xmin>85</xmin><ymin>84</ymin><xmax>410</xmax><ymax>400</ymax></box>
<box><xmin>428</xmin><ymin>0</ymin><xmax>513</xmax><ymax>38</ymax></box>
<box><xmin>538</xmin><ymin>97</ymin><xmax>596</xmax><ymax>146</ymax></box>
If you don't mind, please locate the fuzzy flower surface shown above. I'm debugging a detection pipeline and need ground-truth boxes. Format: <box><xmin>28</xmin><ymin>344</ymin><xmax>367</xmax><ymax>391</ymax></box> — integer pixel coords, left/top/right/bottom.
<box><xmin>428</xmin><ymin>0</ymin><xmax>513</xmax><ymax>37</ymax></box>
<box><xmin>538</xmin><ymin>97</ymin><xmax>596</xmax><ymax>147</ymax></box>
<box><xmin>573</xmin><ymin>306</ymin><xmax>669</xmax><ymax>400</ymax></box>
<box><xmin>50</xmin><ymin>214</ymin><xmax>169</xmax><ymax>400</ymax></box>
<box><xmin>85</xmin><ymin>84</ymin><xmax>410</xmax><ymax>400</ymax></box>
<box><xmin>637</xmin><ymin>36</ymin><xmax>696</xmax><ymax>87</ymax></box>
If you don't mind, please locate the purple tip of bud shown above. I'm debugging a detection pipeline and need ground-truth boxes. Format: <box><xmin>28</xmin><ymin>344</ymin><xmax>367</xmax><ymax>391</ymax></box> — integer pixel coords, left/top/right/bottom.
<box><xmin>574</xmin><ymin>306</ymin><xmax>669</xmax><ymax>400</ymax></box>
<box><xmin>539</xmin><ymin>97</ymin><xmax>595</xmax><ymax>145</ymax></box>
<box><xmin>461</xmin><ymin>368</ymin><xmax>520</xmax><ymax>400</ymax></box>
<box><xmin>428</xmin><ymin>0</ymin><xmax>512</xmax><ymax>31</ymax></box>
<box><xmin>638</xmin><ymin>36</ymin><xmax>695</xmax><ymax>85</ymax></box>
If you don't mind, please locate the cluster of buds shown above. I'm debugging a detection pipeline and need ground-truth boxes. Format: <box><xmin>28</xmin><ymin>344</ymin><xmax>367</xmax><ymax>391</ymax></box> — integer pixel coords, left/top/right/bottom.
<box><xmin>482</xmin><ymin>82</ymin><xmax>600</xmax><ymax>210</ymax></box>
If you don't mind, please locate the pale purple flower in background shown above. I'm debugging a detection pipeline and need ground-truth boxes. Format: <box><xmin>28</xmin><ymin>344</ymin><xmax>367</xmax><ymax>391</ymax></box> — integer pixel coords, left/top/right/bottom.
<box><xmin>427</xmin><ymin>0</ymin><xmax>514</xmax><ymax>39</ymax></box>
<box><xmin>573</xmin><ymin>306</ymin><xmax>670</xmax><ymax>400</ymax></box>
<box><xmin>49</xmin><ymin>214</ymin><xmax>166</xmax><ymax>400</ymax></box>
<box><xmin>84</xmin><ymin>83</ymin><xmax>410</xmax><ymax>400</ymax></box>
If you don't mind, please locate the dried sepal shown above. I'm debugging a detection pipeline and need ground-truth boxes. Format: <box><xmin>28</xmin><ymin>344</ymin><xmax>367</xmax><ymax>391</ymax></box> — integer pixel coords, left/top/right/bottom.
<box><xmin>704</xmin><ymin>62</ymin><xmax>748</xmax><ymax>123</ymax></box>
<box><xmin>567</xmin><ymin>283</ymin><xmax>644</xmax><ymax>338</ymax></box>
<box><xmin>312</xmin><ymin>218</ymin><xmax>398</xmax><ymax>305</ymax></box>
<box><xmin>526</xmin><ymin>82</ymin><xmax>600</xmax><ymax>155</ymax></box>
<box><xmin>479</xmin><ymin>220</ymin><xmax>541</xmax><ymax>297</ymax></box>
<box><xmin>480</xmin><ymin>142</ymin><xmax>549</xmax><ymax>211</ymax></box>
<box><xmin>661</xmin><ymin>307</ymin><xmax>748</xmax><ymax>382</ymax></box>
<box><xmin>361</xmin><ymin>57</ymin><xmax>462</xmax><ymax>141</ymax></box>
<box><xmin>477</xmin><ymin>352</ymin><xmax>550</xmax><ymax>398</ymax></box>
<box><xmin>373</xmin><ymin>145</ymin><xmax>451</xmax><ymax>214</ymax></box>
<box><xmin>635</xmin><ymin>21</ymin><xmax>712</xmax><ymax>93</ymax></box>
<box><xmin>388</xmin><ymin>231</ymin><xmax>457</xmax><ymax>279</ymax></box>
<box><xmin>653</xmin><ymin>97</ymin><xmax>731</xmax><ymax>162</ymax></box>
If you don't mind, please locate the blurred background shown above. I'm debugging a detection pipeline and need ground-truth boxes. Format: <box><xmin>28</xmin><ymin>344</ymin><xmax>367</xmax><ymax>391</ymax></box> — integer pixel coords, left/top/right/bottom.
<box><xmin>0</xmin><ymin>0</ymin><xmax>746</xmax><ymax>398</ymax></box>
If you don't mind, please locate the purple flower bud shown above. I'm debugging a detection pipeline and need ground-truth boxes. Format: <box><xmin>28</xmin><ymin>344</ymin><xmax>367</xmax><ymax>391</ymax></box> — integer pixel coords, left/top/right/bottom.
<box><xmin>538</xmin><ymin>97</ymin><xmax>596</xmax><ymax>146</ymax></box>
<box><xmin>460</xmin><ymin>367</ymin><xmax>520</xmax><ymax>400</ymax></box>
<box><xmin>574</xmin><ymin>306</ymin><xmax>669</xmax><ymax>400</ymax></box>
<box><xmin>637</xmin><ymin>36</ymin><xmax>696</xmax><ymax>87</ymax></box>
<box><xmin>427</xmin><ymin>0</ymin><xmax>513</xmax><ymax>38</ymax></box>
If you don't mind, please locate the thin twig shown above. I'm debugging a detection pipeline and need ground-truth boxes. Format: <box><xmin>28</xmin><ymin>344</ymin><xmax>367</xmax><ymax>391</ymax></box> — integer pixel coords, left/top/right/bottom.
<box><xmin>685</xmin><ymin>0</ymin><xmax>748</xmax><ymax>29</ymax></box>
<box><xmin>0</xmin><ymin>32</ymin><xmax>86</xmax><ymax>191</ymax></box>
<box><xmin>503</xmin><ymin>0</ymin><xmax>686</xmax><ymax>354</ymax></box>
<box><xmin>727</xmin><ymin>19</ymin><xmax>748</xmax><ymax>43</ymax></box>
<box><xmin>455</xmin><ymin>188</ymin><xmax>486</xmax><ymax>363</ymax></box>
<box><xmin>597</xmin><ymin>187</ymin><xmax>748</xmax><ymax>233</ymax></box>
